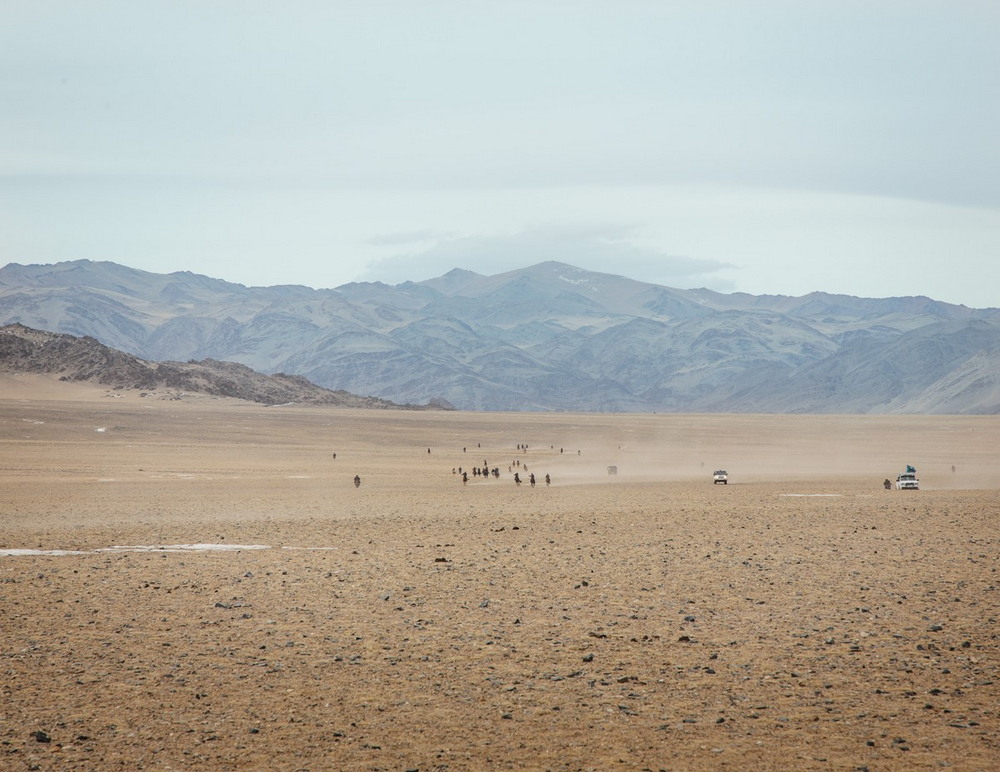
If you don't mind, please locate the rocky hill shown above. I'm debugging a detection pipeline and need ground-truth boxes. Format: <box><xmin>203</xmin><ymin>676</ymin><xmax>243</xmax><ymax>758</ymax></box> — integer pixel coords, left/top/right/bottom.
<box><xmin>0</xmin><ymin>323</ymin><xmax>444</xmax><ymax>409</ymax></box>
<box><xmin>1</xmin><ymin>259</ymin><xmax>998</xmax><ymax>413</ymax></box>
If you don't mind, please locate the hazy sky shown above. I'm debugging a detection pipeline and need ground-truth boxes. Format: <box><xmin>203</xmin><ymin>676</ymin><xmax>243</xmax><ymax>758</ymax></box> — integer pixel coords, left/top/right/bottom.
<box><xmin>2</xmin><ymin>1</ymin><xmax>998</xmax><ymax>307</ymax></box>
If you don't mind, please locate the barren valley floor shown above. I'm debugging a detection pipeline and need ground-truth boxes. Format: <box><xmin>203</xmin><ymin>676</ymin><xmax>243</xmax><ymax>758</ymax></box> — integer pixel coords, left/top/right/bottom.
<box><xmin>1</xmin><ymin>377</ymin><xmax>998</xmax><ymax>771</ymax></box>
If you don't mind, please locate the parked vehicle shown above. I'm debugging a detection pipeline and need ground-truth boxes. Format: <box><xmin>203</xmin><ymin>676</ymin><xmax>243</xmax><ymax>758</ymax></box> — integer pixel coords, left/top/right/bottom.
<box><xmin>713</xmin><ymin>470</ymin><xmax>728</xmax><ymax>485</ymax></box>
<box><xmin>896</xmin><ymin>465</ymin><xmax>919</xmax><ymax>490</ymax></box>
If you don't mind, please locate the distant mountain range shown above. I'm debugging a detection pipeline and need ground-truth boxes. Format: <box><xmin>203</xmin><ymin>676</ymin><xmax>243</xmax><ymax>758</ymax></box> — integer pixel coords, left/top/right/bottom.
<box><xmin>1</xmin><ymin>259</ymin><xmax>998</xmax><ymax>413</ymax></box>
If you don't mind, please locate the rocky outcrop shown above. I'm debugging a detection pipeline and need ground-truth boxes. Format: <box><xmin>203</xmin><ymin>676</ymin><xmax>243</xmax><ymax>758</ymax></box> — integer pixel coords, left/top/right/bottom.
<box><xmin>0</xmin><ymin>323</ymin><xmax>443</xmax><ymax>409</ymax></box>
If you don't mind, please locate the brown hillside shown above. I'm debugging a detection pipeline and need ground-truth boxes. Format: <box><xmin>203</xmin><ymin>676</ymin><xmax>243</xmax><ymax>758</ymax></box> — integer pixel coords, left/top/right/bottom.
<box><xmin>0</xmin><ymin>323</ymin><xmax>446</xmax><ymax>409</ymax></box>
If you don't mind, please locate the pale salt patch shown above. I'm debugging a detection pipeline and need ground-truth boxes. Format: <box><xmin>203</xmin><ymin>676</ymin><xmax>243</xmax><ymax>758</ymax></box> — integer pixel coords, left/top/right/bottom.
<box><xmin>95</xmin><ymin>427</ymin><xmax>106</xmax><ymax>432</ymax></box>
<box><xmin>0</xmin><ymin>548</ymin><xmax>89</xmax><ymax>556</ymax></box>
<box><xmin>779</xmin><ymin>494</ymin><xmax>844</xmax><ymax>497</ymax></box>
<box><xmin>96</xmin><ymin>543</ymin><xmax>271</xmax><ymax>553</ymax></box>
<box><xmin>0</xmin><ymin>543</ymin><xmax>368</xmax><ymax>558</ymax></box>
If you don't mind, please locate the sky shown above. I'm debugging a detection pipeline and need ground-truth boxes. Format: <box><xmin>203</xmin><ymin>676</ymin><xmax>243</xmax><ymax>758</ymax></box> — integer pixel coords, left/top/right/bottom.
<box><xmin>2</xmin><ymin>0</ymin><xmax>998</xmax><ymax>307</ymax></box>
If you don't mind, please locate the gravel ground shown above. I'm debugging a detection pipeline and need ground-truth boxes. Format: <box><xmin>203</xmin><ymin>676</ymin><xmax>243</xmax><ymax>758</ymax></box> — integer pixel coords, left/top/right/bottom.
<box><xmin>1</xmin><ymin>378</ymin><xmax>997</xmax><ymax>771</ymax></box>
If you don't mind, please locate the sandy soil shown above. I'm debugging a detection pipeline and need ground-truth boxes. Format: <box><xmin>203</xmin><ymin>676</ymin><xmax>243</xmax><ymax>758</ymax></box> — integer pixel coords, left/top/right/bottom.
<box><xmin>1</xmin><ymin>377</ymin><xmax>998</xmax><ymax>771</ymax></box>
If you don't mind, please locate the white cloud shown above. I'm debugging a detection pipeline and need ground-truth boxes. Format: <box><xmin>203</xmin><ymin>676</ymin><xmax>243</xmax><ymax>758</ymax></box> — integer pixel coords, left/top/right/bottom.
<box><xmin>362</xmin><ymin>223</ymin><xmax>733</xmax><ymax>287</ymax></box>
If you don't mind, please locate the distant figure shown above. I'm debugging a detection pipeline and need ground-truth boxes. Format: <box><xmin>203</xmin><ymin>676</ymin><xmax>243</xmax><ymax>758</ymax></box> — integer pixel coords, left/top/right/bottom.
<box><xmin>427</xmin><ymin>448</ymin><xmax>431</xmax><ymax>454</ymax></box>
<box><xmin>462</xmin><ymin>471</ymin><xmax>468</xmax><ymax>484</ymax></box>
<box><xmin>545</xmin><ymin>473</ymin><xmax>550</xmax><ymax>486</ymax></box>
<box><xmin>354</xmin><ymin>475</ymin><xmax>361</xmax><ymax>488</ymax></box>
<box><xmin>332</xmin><ymin>452</ymin><xmax>336</xmax><ymax>460</ymax></box>
<box><xmin>529</xmin><ymin>473</ymin><xmax>536</xmax><ymax>487</ymax></box>
<box><xmin>883</xmin><ymin>478</ymin><xmax>892</xmax><ymax>490</ymax></box>
<box><xmin>514</xmin><ymin>473</ymin><xmax>521</xmax><ymax>486</ymax></box>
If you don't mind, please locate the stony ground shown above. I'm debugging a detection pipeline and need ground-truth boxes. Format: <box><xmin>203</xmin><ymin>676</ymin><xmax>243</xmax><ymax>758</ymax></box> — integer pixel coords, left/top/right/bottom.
<box><xmin>1</xmin><ymin>377</ymin><xmax>998</xmax><ymax>771</ymax></box>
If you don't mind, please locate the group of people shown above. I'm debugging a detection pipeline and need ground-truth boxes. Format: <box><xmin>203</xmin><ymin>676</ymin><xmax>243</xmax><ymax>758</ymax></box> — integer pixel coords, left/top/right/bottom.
<box><xmin>512</xmin><ymin>471</ymin><xmax>550</xmax><ymax>487</ymax></box>
<box><xmin>453</xmin><ymin>465</ymin><xmax>549</xmax><ymax>486</ymax></box>
<box><xmin>449</xmin><ymin>447</ymin><xmax>553</xmax><ymax>488</ymax></box>
<box><xmin>348</xmin><ymin>443</ymin><xmax>556</xmax><ymax>489</ymax></box>
<box><xmin>454</xmin><ymin>463</ymin><xmax>502</xmax><ymax>483</ymax></box>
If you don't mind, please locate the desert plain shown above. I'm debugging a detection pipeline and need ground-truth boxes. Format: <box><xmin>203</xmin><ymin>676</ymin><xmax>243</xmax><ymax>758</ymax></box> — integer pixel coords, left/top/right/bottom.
<box><xmin>0</xmin><ymin>375</ymin><xmax>998</xmax><ymax>772</ymax></box>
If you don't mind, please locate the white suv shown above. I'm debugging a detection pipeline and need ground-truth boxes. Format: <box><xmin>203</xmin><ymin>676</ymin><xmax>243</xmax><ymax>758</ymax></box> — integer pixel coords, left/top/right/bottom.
<box><xmin>713</xmin><ymin>470</ymin><xmax>729</xmax><ymax>485</ymax></box>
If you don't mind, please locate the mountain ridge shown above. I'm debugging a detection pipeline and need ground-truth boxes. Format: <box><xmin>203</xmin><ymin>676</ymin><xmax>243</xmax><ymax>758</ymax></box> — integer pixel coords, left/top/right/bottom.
<box><xmin>1</xmin><ymin>259</ymin><xmax>997</xmax><ymax>413</ymax></box>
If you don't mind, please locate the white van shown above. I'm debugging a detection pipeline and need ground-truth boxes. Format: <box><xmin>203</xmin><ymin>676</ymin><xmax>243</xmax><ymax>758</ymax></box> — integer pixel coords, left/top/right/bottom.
<box><xmin>896</xmin><ymin>466</ymin><xmax>919</xmax><ymax>490</ymax></box>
